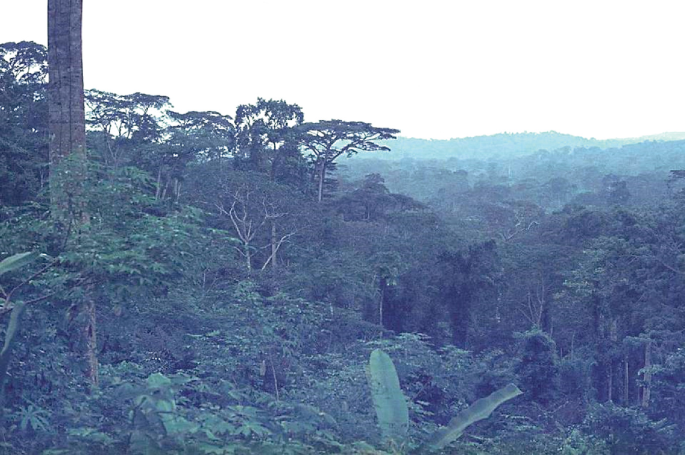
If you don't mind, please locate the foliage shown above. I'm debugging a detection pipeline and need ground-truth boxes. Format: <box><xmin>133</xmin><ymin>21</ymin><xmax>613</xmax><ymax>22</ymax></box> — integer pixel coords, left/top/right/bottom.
<box><xmin>0</xmin><ymin>41</ymin><xmax>48</xmax><ymax>208</ymax></box>
<box><xmin>367</xmin><ymin>349</ymin><xmax>409</xmax><ymax>443</ymax></box>
<box><xmin>0</xmin><ymin>251</ymin><xmax>41</xmax><ymax>394</ymax></box>
<box><xmin>2</xmin><ymin>36</ymin><xmax>685</xmax><ymax>454</ymax></box>
<box><xmin>0</xmin><ymin>252</ymin><xmax>40</xmax><ymax>276</ymax></box>
<box><xmin>583</xmin><ymin>404</ymin><xmax>679</xmax><ymax>455</ymax></box>
<box><xmin>425</xmin><ymin>384</ymin><xmax>523</xmax><ymax>451</ymax></box>
<box><xmin>297</xmin><ymin>120</ymin><xmax>400</xmax><ymax>201</ymax></box>
<box><xmin>515</xmin><ymin>329</ymin><xmax>560</xmax><ymax>404</ymax></box>
<box><xmin>0</xmin><ymin>302</ymin><xmax>25</xmax><ymax>394</ymax></box>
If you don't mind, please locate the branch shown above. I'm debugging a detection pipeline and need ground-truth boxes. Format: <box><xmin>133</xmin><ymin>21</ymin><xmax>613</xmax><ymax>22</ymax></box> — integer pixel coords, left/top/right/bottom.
<box><xmin>0</xmin><ymin>292</ymin><xmax>58</xmax><ymax>316</ymax></box>
<box><xmin>656</xmin><ymin>257</ymin><xmax>685</xmax><ymax>275</ymax></box>
<box><xmin>0</xmin><ymin>272</ymin><xmax>92</xmax><ymax>318</ymax></box>
<box><xmin>517</xmin><ymin>305</ymin><xmax>535</xmax><ymax>326</ymax></box>
<box><xmin>232</xmin><ymin>245</ymin><xmax>248</xmax><ymax>258</ymax></box>
<box><xmin>260</xmin><ymin>230</ymin><xmax>298</xmax><ymax>271</ymax></box>
<box><xmin>3</xmin><ymin>259</ymin><xmax>57</xmax><ymax>309</ymax></box>
<box><xmin>217</xmin><ymin>200</ymin><xmax>251</xmax><ymax>244</ymax></box>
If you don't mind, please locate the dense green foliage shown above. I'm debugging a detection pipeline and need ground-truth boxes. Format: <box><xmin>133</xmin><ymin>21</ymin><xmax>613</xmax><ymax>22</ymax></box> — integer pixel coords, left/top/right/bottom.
<box><xmin>1</xmin><ymin>40</ymin><xmax>685</xmax><ymax>454</ymax></box>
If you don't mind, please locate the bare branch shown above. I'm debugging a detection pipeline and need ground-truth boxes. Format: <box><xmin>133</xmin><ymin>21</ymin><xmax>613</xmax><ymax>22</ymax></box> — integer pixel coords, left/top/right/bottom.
<box><xmin>656</xmin><ymin>257</ymin><xmax>685</xmax><ymax>275</ymax></box>
<box><xmin>260</xmin><ymin>230</ymin><xmax>298</xmax><ymax>271</ymax></box>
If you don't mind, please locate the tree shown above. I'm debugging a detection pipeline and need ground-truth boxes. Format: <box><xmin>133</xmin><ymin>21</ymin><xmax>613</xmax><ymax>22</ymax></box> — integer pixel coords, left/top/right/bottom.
<box><xmin>607</xmin><ymin>180</ymin><xmax>631</xmax><ymax>206</ymax></box>
<box><xmin>47</xmin><ymin>0</ymin><xmax>98</xmax><ymax>385</ymax></box>
<box><xmin>160</xmin><ymin>110</ymin><xmax>234</xmax><ymax>202</ymax></box>
<box><xmin>48</xmin><ymin>0</ymin><xmax>86</xmax><ymax>222</ymax></box>
<box><xmin>234</xmin><ymin>98</ymin><xmax>304</xmax><ymax>183</ymax></box>
<box><xmin>84</xmin><ymin>89</ymin><xmax>171</xmax><ymax>170</ymax></box>
<box><xmin>189</xmin><ymin>169</ymin><xmax>307</xmax><ymax>273</ymax></box>
<box><xmin>437</xmin><ymin>241</ymin><xmax>502</xmax><ymax>348</ymax></box>
<box><xmin>298</xmin><ymin>120</ymin><xmax>399</xmax><ymax>202</ymax></box>
<box><xmin>335</xmin><ymin>174</ymin><xmax>426</xmax><ymax>224</ymax></box>
<box><xmin>516</xmin><ymin>329</ymin><xmax>559</xmax><ymax>404</ymax></box>
<box><xmin>166</xmin><ymin>110</ymin><xmax>234</xmax><ymax>163</ymax></box>
<box><xmin>0</xmin><ymin>41</ymin><xmax>49</xmax><ymax>206</ymax></box>
<box><xmin>232</xmin><ymin>100</ymin><xmax>306</xmax><ymax>265</ymax></box>
<box><xmin>369</xmin><ymin>251</ymin><xmax>403</xmax><ymax>330</ymax></box>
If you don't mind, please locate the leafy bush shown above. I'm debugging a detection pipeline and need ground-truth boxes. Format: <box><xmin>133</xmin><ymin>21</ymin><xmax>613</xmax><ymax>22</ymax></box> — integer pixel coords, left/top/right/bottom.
<box><xmin>583</xmin><ymin>403</ymin><xmax>678</xmax><ymax>455</ymax></box>
<box><xmin>515</xmin><ymin>329</ymin><xmax>560</xmax><ymax>404</ymax></box>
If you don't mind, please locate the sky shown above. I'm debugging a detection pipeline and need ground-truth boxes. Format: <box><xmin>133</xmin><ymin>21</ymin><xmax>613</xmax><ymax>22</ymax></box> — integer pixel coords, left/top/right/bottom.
<box><xmin>2</xmin><ymin>1</ymin><xmax>684</xmax><ymax>140</ymax></box>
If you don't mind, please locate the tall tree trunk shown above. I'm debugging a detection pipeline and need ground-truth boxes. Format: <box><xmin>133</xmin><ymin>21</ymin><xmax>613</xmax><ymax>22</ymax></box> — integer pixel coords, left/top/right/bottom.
<box><xmin>161</xmin><ymin>178</ymin><xmax>170</xmax><ymax>200</ymax></box>
<box><xmin>623</xmin><ymin>357</ymin><xmax>629</xmax><ymax>405</ymax></box>
<box><xmin>378</xmin><ymin>276</ymin><xmax>387</xmax><ymax>329</ymax></box>
<box><xmin>83</xmin><ymin>300</ymin><xmax>98</xmax><ymax>385</ymax></box>
<box><xmin>450</xmin><ymin>288</ymin><xmax>471</xmax><ymax>348</ymax></box>
<box><xmin>269</xmin><ymin>152</ymin><xmax>277</xmax><ymax>182</ymax></box>
<box><xmin>270</xmin><ymin>221</ymin><xmax>278</xmax><ymax>272</ymax></box>
<box><xmin>48</xmin><ymin>0</ymin><xmax>98</xmax><ymax>385</ymax></box>
<box><xmin>317</xmin><ymin>161</ymin><xmax>326</xmax><ymax>203</ymax></box>
<box><xmin>48</xmin><ymin>0</ymin><xmax>86</xmax><ymax>222</ymax></box>
<box><xmin>607</xmin><ymin>318</ymin><xmax>618</xmax><ymax>402</ymax></box>
<box><xmin>590</xmin><ymin>292</ymin><xmax>610</xmax><ymax>401</ymax></box>
<box><xmin>641</xmin><ymin>339</ymin><xmax>652</xmax><ymax>408</ymax></box>
<box><xmin>244</xmin><ymin>242</ymin><xmax>252</xmax><ymax>272</ymax></box>
<box><xmin>174</xmin><ymin>178</ymin><xmax>181</xmax><ymax>202</ymax></box>
<box><xmin>155</xmin><ymin>166</ymin><xmax>163</xmax><ymax>199</ymax></box>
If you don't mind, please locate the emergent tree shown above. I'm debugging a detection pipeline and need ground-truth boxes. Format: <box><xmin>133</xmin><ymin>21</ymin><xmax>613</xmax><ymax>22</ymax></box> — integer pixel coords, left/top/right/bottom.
<box><xmin>298</xmin><ymin>120</ymin><xmax>399</xmax><ymax>202</ymax></box>
<box><xmin>234</xmin><ymin>98</ymin><xmax>304</xmax><ymax>182</ymax></box>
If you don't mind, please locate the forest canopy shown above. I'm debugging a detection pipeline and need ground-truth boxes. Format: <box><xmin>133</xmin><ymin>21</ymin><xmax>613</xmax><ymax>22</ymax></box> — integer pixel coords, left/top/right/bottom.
<box><xmin>2</xmin><ymin>38</ymin><xmax>685</xmax><ymax>454</ymax></box>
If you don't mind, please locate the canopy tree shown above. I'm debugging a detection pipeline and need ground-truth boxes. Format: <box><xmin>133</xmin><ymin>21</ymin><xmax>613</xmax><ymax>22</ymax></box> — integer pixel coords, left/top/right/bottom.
<box><xmin>167</xmin><ymin>110</ymin><xmax>234</xmax><ymax>163</ymax></box>
<box><xmin>154</xmin><ymin>110</ymin><xmax>234</xmax><ymax>202</ymax></box>
<box><xmin>297</xmin><ymin>120</ymin><xmax>399</xmax><ymax>202</ymax></box>
<box><xmin>0</xmin><ymin>41</ymin><xmax>48</xmax><ymax>206</ymax></box>
<box><xmin>84</xmin><ymin>89</ymin><xmax>171</xmax><ymax>169</ymax></box>
<box><xmin>234</xmin><ymin>98</ymin><xmax>304</xmax><ymax>183</ymax></box>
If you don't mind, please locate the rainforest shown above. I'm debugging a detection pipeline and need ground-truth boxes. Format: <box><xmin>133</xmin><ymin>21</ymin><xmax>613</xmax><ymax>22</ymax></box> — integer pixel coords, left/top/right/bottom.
<box><xmin>2</xmin><ymin>5</ymin><xmax>685</xmax><ymax>454</ymax></box>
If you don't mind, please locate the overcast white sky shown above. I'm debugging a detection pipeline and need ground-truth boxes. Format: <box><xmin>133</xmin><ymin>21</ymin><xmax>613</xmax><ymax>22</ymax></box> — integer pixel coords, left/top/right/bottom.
<box><xmin>2</xmin><ymin>1</ymin><xmax>684</xmax><ymax>139</ymax></box>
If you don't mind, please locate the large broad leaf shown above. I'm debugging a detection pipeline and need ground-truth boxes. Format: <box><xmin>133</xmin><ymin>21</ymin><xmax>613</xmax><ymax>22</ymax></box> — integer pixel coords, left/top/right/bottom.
<box><xmin>146</xmin><ymin>372</ymin><xmax>172</xmax><ymax>390</ymax></box>
<box><xmin>0</xmin><ymin>302</ymin><xmax>24</xmax><ymax>357</ymax></box>
<box><xmin>0</xmin><ymin>302</ymin><xmax>26</xmax><ymax>391</ymax></box>
<box><xmin>367</xmin><ymin>349</ymin><xmax>409</xmax><ymax>442</ymax></box>
<box><xmin>426</xmin><ymin>383</ymin><xmax>523</xmax><ymax>450</ymax></box>
<box><xmin>0</xmin><ymin>252</ymin><xmax>39</xmax><ymax>277</ymax></box>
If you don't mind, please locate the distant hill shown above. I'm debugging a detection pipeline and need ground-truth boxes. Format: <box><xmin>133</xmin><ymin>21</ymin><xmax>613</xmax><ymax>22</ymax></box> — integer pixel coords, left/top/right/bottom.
<box><xmin>364</xmin><ymin>131</ymin><xmax>685</xmax><ymax>160</ymax></box>
<box><xmin>625</xmin><ymin>132</ymin><xmax>685</xmax><ymax>142</ymax></box>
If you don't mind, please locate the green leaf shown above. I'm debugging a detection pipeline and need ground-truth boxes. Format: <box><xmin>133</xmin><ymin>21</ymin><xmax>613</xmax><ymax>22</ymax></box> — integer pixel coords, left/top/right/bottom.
<box><xmin>161</xmin><ymin>415</ymin><xmax>197</xmax><ymax>435</ymax></box>
<box><xmin>426</xmin><ymin>383</ymin><xmax>523</xmax><ymax>450</ymax></box>
<box><xmin>0</xmin><ymin>252</ymin><xmax>39</xmax><ymax>276</ymax></box>
<box><xmin>146</xmin><ymin>372</ymin><xmax>172</xmax><ymax>390</ymax></box>
<box><xmin>195</xmin><ymin>443</ymin><xmax>230</xmax><ymax>455</ymax></box>
<box><xmin>67</xmin><ymin>427</ymin><xmax>115</xmax><ymax>445</ymax></box>
<box><xmin>0</xmin><ymin>302</ymin><xmax>26</xmax><ymax>392</ymax></box>
<box><xmin>367</xmin><ymin>349</ymin><xmax>409</xmax><ymax>442</ymax></box>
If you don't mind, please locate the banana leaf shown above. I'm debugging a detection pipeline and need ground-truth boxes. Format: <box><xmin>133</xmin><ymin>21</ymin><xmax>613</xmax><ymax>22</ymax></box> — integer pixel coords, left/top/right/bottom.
<box><xmin>367</xmin><ymin>349</ymin><xmax>409</xmax><ymax>442</ymax></box>
<box><xmin>0</xmin><ymin>302</ymin><xmax>26</xmax><ymax>392</ymax></box>
<box><xmin>426</xmin><ymin>383</ymin><xmax>522</xmax><ymax>450</ymax></box>
<box><xmin>0</xmin><ymin>252</ymin><xmax>39</xmax><ymax>277</ymax></box>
